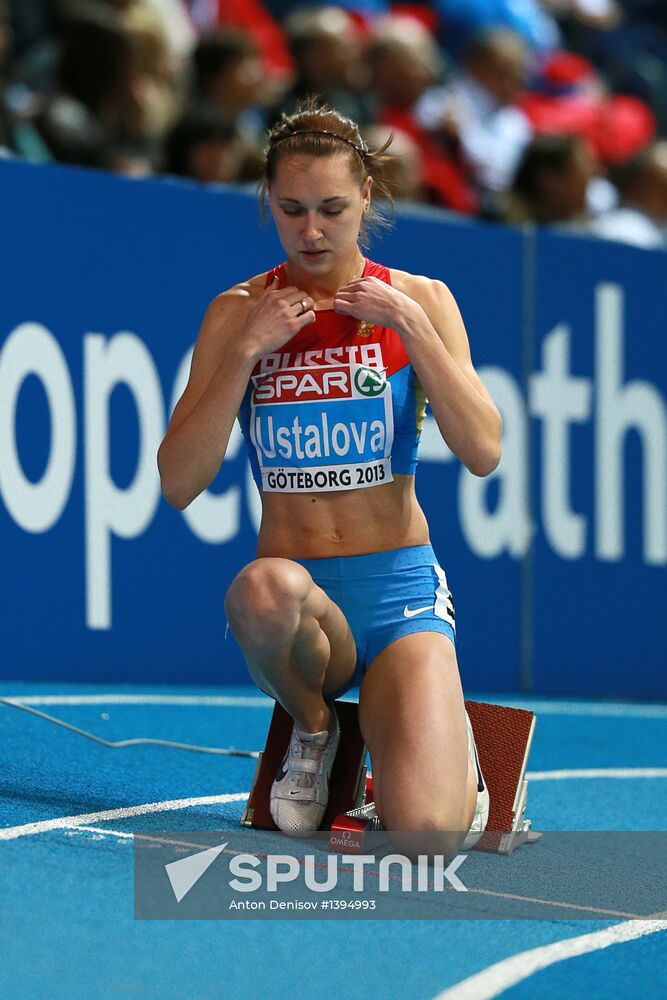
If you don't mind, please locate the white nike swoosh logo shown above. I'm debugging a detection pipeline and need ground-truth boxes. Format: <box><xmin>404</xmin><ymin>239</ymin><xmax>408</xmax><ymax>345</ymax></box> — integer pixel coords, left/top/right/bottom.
<box><xmin>403</xmin><ymin>604</ymin><xmax>435</xmax><ymax>618</ymax></box>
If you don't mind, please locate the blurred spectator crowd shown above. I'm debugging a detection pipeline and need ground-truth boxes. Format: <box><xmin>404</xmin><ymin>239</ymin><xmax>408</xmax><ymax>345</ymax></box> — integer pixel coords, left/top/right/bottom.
<box><xmin>1</xmin><ymin>0</ymin><xmax>666</xmax><ymax>247</ymax></box>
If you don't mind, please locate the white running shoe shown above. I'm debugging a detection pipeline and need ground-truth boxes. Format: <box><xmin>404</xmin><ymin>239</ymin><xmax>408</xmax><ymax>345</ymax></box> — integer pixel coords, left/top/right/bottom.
<box><xmin>270</xmin><ymin>706</ymin><xmax>340</xmax><ymax>834</ymax></box>
<box><xmin>462</xmin><ymin>710</ymin><xmax>490</xmax><ymax>850</ymax></box>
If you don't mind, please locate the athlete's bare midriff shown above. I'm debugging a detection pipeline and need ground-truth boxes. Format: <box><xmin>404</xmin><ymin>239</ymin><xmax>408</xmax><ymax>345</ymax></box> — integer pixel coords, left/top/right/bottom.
<box><xmin>255</xmin><ymin>474</ymin><xmax>430</xmax><ymax>559</ymax></box>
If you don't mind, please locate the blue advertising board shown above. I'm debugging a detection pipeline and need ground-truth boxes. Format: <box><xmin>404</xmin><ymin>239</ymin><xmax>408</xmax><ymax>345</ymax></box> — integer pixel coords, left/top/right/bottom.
<box><xmin>0</xmin><ymin>160</ymin><xmax>664</xmax><ymax>696</ymax></box>
<box><xmin>530</xmin><ymin>232</ymin><xmax>666</xmax><ymax>696</ymax></box>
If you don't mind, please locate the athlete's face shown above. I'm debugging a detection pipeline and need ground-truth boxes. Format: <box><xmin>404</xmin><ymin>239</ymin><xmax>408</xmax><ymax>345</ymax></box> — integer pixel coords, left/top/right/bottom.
<box><xmin>268</xmin><ymin>154</ymin><xmax>371</xmax><ymax>273</ymax></box>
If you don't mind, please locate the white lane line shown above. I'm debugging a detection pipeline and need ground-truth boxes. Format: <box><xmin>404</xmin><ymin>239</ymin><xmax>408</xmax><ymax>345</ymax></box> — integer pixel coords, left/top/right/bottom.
<box><xmin>64</xmin><ymin>827</ymin><xmax>224</xmax><ymax>853</ymax></box>
<box><xmin>433</xmin><ymin>919</ymin><xmax>667</xmax><ymax>1000</ymax></box>
<box><xmin>0</xmin><ymin>694</ymin><xmax>273</xmax><ymax>708</ymax></box>
<box><xmin>1</xmin><ymin>693</ymin><xmax>664</xmax><ymax>717</ymax></box>
<box><xmin>64</xmin><ymin>828</ymin><xmax>248</xmax><ymax>855</ymax></box>
<box><xmin>65</xmin><ymin>827</ymin><xmax>211</xmax><ymax>847</ymax></box>
<box><xmin>69</xmin><ymin>825</ymin><xmax>134</xmax><ymax>839</ymax></box>
<box><xmin>491</xmin><ymin>700</ymin><xmax>667</xmax><ymax>720</ymax></box>
<box><xmin>0</xmin><ymin>792</ymin><xmax>249</xmax><ymax>841</ymax></box>
<box><xmin>528</xmin><ymin>768</ymin><xmax>667</xmax><ymax>781</ymax></box>
<box><xmin>464</xmin><ymin>888</ymin><xmax>643</xmax><ymax>920</ymax></box>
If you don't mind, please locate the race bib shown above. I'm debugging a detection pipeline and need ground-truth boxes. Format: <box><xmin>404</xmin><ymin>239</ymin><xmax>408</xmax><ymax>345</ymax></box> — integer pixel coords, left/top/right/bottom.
<box><xmin>249</xmin><ymin>362</ymin><xmax>395</xmax><ymax>493</ymax></box>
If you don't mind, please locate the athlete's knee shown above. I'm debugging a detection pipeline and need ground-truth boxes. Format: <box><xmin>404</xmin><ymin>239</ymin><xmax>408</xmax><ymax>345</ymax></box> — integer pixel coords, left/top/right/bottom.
<box><xmin>225</xmin><ymin>558</ymin><xmax>313</xmax><ymax>645</ymax></box>
<box><xmin>382</xmin><ymin>797</ymin><xmax>466</xmax><ymax>834</ymax></box>
<box><xmin>384</xmin><ymin>804</ymin><xmax>469</xmax><ymax>862</ymax></box>
<box><xmin>379</xmin><ymin>792</ymin><xmax>470</xmax><ymax>860</ymax></box>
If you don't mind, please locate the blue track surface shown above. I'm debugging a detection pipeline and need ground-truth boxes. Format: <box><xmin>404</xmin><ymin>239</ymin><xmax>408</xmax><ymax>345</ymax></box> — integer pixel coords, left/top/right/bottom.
<box><xmin>1</xmin><ymin>682</ymin><xmax>666</xmax><ymax>999</ymax></box>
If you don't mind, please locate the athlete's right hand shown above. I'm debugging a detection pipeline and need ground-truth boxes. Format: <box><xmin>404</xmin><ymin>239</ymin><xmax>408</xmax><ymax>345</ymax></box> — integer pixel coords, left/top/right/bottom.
<box><xmin>242</xmin><ymin>275</ymin><xmax>315</xmax><ymax>360</ymax></box>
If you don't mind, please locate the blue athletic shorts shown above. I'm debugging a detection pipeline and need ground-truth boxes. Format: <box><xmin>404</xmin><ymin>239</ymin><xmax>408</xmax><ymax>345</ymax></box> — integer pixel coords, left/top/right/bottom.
<box><xmin>295</xmin><ymin>544</ymin><xmax>456</xmax><ymax>699</ymax></box>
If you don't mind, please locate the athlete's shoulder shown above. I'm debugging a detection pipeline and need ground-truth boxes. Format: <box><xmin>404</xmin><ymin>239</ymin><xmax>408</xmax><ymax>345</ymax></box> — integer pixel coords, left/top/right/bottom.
<box><xmin>388</xmin><ymin>268</ymin><xmax>457</xmax><ymax>310</ymax></box>
<box><xmin>206</xmin><ymin>270</ymin><xmax>274</xmax><ymax>318</ymax></box>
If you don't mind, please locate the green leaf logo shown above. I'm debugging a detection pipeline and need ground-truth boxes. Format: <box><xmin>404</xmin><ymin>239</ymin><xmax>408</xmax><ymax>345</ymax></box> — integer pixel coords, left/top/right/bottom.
<box><xmin>354</xmin><ymin>366</ymin><xmax>386</xmax><ymax>397</ymax></box>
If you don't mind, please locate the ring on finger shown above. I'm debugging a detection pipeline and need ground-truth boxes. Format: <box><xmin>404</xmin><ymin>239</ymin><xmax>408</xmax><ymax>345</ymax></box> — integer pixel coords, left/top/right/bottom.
<box><xmin>299</xmin><ymin>298</ymin><xmax>308</xmax><ymax>315</ymax></box>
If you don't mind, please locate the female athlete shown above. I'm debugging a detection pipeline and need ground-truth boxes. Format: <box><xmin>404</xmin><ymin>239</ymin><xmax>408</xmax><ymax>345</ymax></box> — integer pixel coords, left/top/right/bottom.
<box><xmin>157</xmin><ymin>104</ymin><xmax>502</xmax><ymax>854</ymax></box>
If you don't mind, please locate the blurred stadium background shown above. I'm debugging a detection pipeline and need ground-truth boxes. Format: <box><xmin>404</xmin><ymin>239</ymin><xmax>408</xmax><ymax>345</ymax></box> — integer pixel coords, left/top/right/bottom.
<box><xmin>0</xmin><ymin>0</ymin><xmax>665</xmax><ymax>700</ymax></box>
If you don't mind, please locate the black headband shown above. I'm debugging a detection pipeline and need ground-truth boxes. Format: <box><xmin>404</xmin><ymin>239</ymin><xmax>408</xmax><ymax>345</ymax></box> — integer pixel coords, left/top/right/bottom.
<box><xmin>270</xmin><ymin>129</ymin><xmax>367</xmax><ymax>161</ymax></box>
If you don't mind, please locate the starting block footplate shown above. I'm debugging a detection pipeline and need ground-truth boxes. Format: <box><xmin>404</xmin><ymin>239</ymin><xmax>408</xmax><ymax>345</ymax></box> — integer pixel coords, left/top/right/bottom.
<box><xmin>241</xmin><ymin>698</ymin><xmax>538</xmax><ymax>855</ymax></box>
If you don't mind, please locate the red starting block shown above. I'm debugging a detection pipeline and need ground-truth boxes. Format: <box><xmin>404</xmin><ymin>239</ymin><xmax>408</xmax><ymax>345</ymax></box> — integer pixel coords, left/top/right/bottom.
<box><xmin>466</xmin><ymin>700</ymin><xmax>539</xmax><ymax>854</ymax></box>
<box><xmin>241</xmin><ymin>699</ymin><xmax>539</xmax><ymax>855</ymax></box>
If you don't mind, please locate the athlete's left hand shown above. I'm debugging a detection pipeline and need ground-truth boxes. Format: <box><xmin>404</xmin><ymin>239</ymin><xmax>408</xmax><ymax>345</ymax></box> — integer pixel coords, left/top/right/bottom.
<box><xmin>333</xmin><ymin>276</ymin><xmax>420</xmax><ymax>330</ymax></box>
